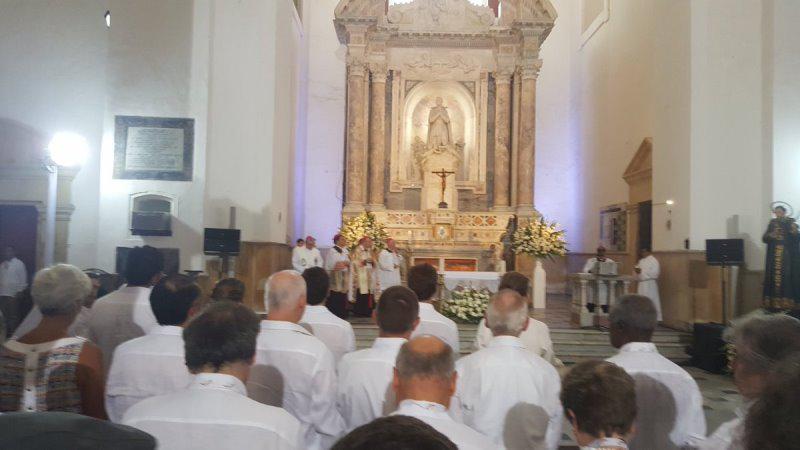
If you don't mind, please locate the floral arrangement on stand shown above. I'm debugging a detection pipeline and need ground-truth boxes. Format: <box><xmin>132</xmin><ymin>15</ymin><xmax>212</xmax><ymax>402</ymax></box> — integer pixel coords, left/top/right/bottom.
<box><xmin>339</xmin><ymin>211</ymin><xmax>390</xmax><ymax>251</ymax></box>
<box><xmin>511</xmin><ymin>217</ymin><xmax>568</xmax><ymax>259</ymax></box>
<box><xmin>441</xmin><ymin>287</ymin><xmax>491</xmax><ymax>324</ymax></box>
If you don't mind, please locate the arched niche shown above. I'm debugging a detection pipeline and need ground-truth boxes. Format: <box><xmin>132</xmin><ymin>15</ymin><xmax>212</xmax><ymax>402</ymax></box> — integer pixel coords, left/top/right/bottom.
<box><xmin>130</xmin><ymin>193</ymin><xmax>173</xmax><ymax>236</ymax></box>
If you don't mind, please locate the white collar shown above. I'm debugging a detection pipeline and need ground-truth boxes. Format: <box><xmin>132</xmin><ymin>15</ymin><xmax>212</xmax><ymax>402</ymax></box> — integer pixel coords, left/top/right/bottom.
<box><xmin>372</xmin><ymin>337</ymin><xmax>407</xmax><ymax>350</ymax></box>
<box><xmin>190</xmin><ymin>373</ymin><xmax>246</xmax><ymax>396</ymax></box>
<box><xmin>618</xmin><ymin>342</ymin><xmax>658</xmax><ymax>353</ymax></box>
<box><xmin>260</xmin><ymin>320</ymin><xmax>312</xmax><ymax>336</ymax></box>
<box><xmin>395</xmin><ymin>399</ymin><xmax>450</xmax><ymax>420</ymax></box>
<box><xmin>419</xmin><ymin>302</ymin><xmax>436</xmax><ymax>312</ymax></box>
<box><xmin>488</xmin><ymin>335</ymin><xmax>527</xmax><ymax>349</ymax></box>
<box><xmin>149</xmin><ymin>325</ymin><xmax>184</xmax><ymax>336</ymax></box>
<box><xmin>305</xmin><ymin>305</ymin><xmax>330</xmax><ymax>313</ymax></box>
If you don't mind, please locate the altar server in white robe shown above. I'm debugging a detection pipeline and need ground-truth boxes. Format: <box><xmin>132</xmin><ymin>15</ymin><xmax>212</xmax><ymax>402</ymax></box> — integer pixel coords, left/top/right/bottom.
<box><xmin>337</xmin><ymin>286</ymin><xmax>420</xmax><ymax>431</ymax></box>
<box><xmin>455</xmin><ymin>289</ymin><xmax>563</xmax><ymax>449</ymax></box>
<box><xmin>635</xmin><ymin>248</ymin><xmax>662</xmax><ymax>321</ymax></box>
<box><xmin>407</xmin><ymin>263</ymin><xmax>460</xmax><ymax>354</ymax></box>
<box><xmin>292</xmin><ymin>236</ymin><xmax>323</xmax><ymax>273</ymax></box>
<box><xmin>377</xmin><ymin>239</ymin><xmax>402</xmax><ymax>292</ymax></box>
<box><xmin>391</xmin><ymin>336</ymin><xmax>497</xmax><ymax>450</ymax></box>
<box><xmin>607</xmin><ymin>294</ymin><xmax>706</xmax><ymax>449</ymax></box>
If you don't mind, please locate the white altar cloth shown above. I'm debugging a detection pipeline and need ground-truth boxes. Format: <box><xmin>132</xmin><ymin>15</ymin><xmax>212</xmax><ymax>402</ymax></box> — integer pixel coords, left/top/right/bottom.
<box><xmin>442</xmin><ymin>271</ymin><xmax>501</xmax><ymax>292</ymax></box>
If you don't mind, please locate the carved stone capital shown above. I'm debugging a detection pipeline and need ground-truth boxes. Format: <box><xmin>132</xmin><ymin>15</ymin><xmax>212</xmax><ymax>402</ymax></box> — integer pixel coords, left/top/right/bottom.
<box><xmin>494</xmin><ymin>70</ymin><xmax>513</xmax><ymax>84</ymax></box>
<box><xmin>518</xmin><ymin>60</ymin><xmax>542</xmax><ymax>80</ymax></box>
<box><xmin>369</xmin><ymin>63</ymin><xmax>389</xmax><ymax>81</ymax></box>
<box><xmin>347</xmin><ymin>55</ymin><xmax>369</xmax><ymax>77</ymax></box>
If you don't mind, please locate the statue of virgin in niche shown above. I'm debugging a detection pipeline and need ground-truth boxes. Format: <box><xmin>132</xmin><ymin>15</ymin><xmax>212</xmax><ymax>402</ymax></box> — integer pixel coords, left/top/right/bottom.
<box><xmin>426</xmin><ymin>97</ymin><xmax>452</xmax><ymax>148</ymax></box>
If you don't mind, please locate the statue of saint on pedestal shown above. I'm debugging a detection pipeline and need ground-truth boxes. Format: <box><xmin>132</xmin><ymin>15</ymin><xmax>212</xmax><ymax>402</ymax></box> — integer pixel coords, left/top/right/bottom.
<box><xmin>427</xmin><ymin>97</ymin><xmax>453</xmax><ymax>148</ymax></box>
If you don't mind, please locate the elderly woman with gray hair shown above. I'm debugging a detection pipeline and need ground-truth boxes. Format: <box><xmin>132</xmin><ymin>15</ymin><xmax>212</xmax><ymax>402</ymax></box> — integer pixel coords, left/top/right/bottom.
<box><xmin>0</xmin><ymin>264</ymin><xmax>106</xmax><ymax>419</ymax></box>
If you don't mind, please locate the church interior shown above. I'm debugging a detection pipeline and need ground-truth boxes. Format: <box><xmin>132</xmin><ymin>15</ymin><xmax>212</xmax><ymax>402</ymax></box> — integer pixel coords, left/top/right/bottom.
<box><xmin>1</xmin><ymin>0</ymin><xmax>799</xmax><ymax>448</ymax></box>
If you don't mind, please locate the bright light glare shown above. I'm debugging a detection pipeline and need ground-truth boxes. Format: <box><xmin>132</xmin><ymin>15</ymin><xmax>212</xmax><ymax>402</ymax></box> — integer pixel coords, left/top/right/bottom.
<box><xmin>666</xmin><ymin>199</ymin><xmax>675</xmax><ymax>206</ymax></box>
<box><xmin>48</xmin><ymin>132</ymin><xmax>89</xmax><ymax>167</ymax></box>
<box><xmin>105</xmin><ymin>11</ymin><xmax>111</xmax><ymax>28</ymax></box>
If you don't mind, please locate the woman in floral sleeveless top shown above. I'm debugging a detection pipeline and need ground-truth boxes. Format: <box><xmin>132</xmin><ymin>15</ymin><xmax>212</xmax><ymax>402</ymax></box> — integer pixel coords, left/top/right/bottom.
<box><xmin>0</xmin><ymin>264</ymin><xmax>106</xmax><ymax>418</ymax></box>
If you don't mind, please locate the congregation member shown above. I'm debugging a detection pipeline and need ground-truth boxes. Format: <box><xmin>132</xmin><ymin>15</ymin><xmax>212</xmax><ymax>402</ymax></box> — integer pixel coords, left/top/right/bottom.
<box><xmin>407</xmin><ymin>263</ymin><xmax>460</xmax><ymax>353</ymax></box>
<box><xmin>122</xmin><ymin>301</ymin><xmax>302</xmax><ymax>450</ymax></box>
<box><xmin>325</xmin><ymin>234</ymin><xmax>351</xmax><ymax>319</ymax></box>
<box><xmin>561</xmin><ymin>360</ymin><xmax>637</xmax><ymax>450</ymax></box>
<box><xmin>249</xmin><ymin>270</ymin><xmax>343</xmax><ymax>449</ymax></box>
<box><xmin>391</xmin><ymin>336</ymin><xmax>497</xmax><ymax>450</ymax></box>
<box><xmin>210</xmin><ymin>277</ymin><xmax>246</xmax><ymax>303</ymax></box>
<box><xmin>332</xmin><ymin>415</ymin><xmax>457</xmax><ymax>450</ymax></box>
<box><xmin>0</xmin><ymin>264</ymin><xmax>106</xmax><ymax>418</ymax></box>
<box><xmin>634</xmin><ymin>247</ymin><xmax>662</xmax><ymax>321</ymax></box>
<box><xmin>456</xmin><ymin>289</ymin><xmax>563</xmax><ymax>449</ymax></box>
<box><xmin>607</xmin><ymin>294</ymin><xmax>706</xmax><ymax>449</ymax></box>
<box><xmin>106</xmin><ymin>274</ymin><xmax>205</xmax><ymax>422</ymax></box>
<box><xmin>742</xmin><ymin>353</ymin><xmax>800</xmax><ymax>450</ymax></box>
<box><xmin>300</xmin><ymin>267</ymin><xmax>356</xmax><ymax>363</ymax></box>
<box><xmin>699</xmin><ymin>311</ymin><xmax>800</xmax><ymax>450</ymax></box>
<box><xmin>352</xmin><ymin>236</ymin><xmax>378</xmax><ymax>317</ymax></box>
<box><xmin>85</xmin><ymin>246</ymin><xmax>163</xmax><ymax>372</ymax></box>
<box><xmin>473</xmin><ymin>271</ymin><xmax>557</xmax><ymax>365</ymax></box>
<box><xmin>338</xmin><ymin>286</ymin><xmax>420</xmax><ymax>431</ymax></box>
<box><xmin>292</xmin><ymin>235</ymin><xmax>323</xmax><ymax>273</ymax></box>
<box><xmin>0</xmin><ymin>246</ymin><xmax>28</xmax><ymax>334</ymax></box>
<box><xmin>377</xmin><ymin>238</ymin><xmax>402</xmax><ymax>292</ymax></box>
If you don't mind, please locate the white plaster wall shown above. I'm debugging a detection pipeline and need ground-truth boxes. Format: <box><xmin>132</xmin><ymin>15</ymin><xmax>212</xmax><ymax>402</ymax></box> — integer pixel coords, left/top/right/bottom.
<box><xmin>301</xmin><ymin>0</ymin><xmax>347</xmax><ymax>245</ymax></box>
<box><xmin>0</xmin><ymin>0</ymin><xmax>108</xmax><ymax>268</ymax></box>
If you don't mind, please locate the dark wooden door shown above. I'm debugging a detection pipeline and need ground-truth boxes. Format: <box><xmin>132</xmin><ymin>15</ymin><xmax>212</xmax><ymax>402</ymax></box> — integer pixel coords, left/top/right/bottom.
<box><xmin>0</xmin><ymin>205</ymin><xmax>38</xmax><ymax>282</ymax></box>
<box><xmin>638</xmin><ymin>200</ymin><xmax>653</xmax><ymax>252</ymax></box>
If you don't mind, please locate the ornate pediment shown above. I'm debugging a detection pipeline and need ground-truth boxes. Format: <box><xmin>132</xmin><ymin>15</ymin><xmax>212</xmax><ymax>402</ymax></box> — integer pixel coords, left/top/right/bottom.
<box><xmin>623</xmin><ymin>138</ymin><xmax>653</xmax><ymax>184</ymax></box>
<box><xmin>334</xmin><ymin>0</ymin><xmax>386</xmax><ymax>43</ymax></box>
<box><xmin>386</xmin><ymin>0</ymin><xmax>496</xmax><ymax>33</ymax></box>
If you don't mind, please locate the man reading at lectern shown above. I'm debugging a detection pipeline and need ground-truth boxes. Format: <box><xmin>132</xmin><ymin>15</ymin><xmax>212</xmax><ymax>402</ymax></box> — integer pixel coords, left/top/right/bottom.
<box><xmin>427</xmin><ymin>97</ymin><xmax>452</xmax><ymax>148</ymax></box>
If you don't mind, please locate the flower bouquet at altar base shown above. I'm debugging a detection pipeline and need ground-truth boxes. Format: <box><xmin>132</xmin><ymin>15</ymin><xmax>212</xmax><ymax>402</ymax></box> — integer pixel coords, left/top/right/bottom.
<box><xmin>339</xmin><ymin>211</ymin><xmax>390</xmax><ymax>251</ymax></box>
<box><xmin>441</xmin><ymin>287</ymin><xmax>491</xmax><ymax>324</ymax></box>
<box><xmin>511</xmin><ymin>217</ymin><xmax>568</xmax><ymax>260</ymax></box>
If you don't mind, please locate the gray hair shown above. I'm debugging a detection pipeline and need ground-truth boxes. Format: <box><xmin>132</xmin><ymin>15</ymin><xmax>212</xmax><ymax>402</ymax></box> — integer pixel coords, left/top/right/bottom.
<box><xmin>725</xmin><ymin>311</ymin><xmax>800</xmax><ymax>374</ymax></box>
<box><xmin>396</xmin><ymin>337</ymin><xmax>455</xmax><ymax>382</ymax></box>
<box><xmin>31</xmin><ymin>264</ymin><xmax>92</xmax><ymax>316</ymax></box>
<box><xmin>264</xmin><ymin>270</ymin><xmax>306</xmax><ymax>312</ymax></box>
<box><xmin>486</xmin><ymin>289</ymin><xmax>529</xmax><ymax>337</ymax></box>
<box><xmin>609</xmin><ymin>295</ymin><xmax>657</xmax><ymax>333</ymax></box>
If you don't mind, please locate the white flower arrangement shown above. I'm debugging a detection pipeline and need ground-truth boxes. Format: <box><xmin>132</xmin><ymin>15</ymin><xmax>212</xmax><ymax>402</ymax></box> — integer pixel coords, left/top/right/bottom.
<box><xmin>441</xmin><ymin>287</ymin><xmax>491</xmax><ymax>324</ymax></box>
<box><xmin>511</xmin><ymin>217</ymin><xmax>567</xmax><ymax>259</ymax></box>
<box><xmin>339</xmin><ymin>212</ymin><xmax>390</xmax><ymax>251</ymax></box>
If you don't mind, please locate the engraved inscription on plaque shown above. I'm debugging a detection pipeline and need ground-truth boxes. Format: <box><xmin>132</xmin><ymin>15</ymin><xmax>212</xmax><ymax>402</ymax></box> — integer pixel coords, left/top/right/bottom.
<box><xmin>114</xmin><ymin>116</ymin><xmax>194</xmax><ymax>181</ymax></box>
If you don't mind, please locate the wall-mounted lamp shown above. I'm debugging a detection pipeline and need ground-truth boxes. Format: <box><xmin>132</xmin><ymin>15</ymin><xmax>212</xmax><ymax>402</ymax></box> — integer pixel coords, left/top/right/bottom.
<box><xmin>653</xmin><ymin>199</ymin><xmax>675</xmax><ymax>230</ymax></box>
<box><xmin>104</xmin><ymin>10</ymin><xmax>111</xmax><ymax>28</ymax></box>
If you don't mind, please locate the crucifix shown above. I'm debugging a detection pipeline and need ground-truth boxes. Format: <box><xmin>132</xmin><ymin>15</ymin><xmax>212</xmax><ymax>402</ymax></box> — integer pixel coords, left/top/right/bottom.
<box><xmin>431</xmin><ymin>167</ymin><xmax>456</xmax><ymax>209</ymax></box>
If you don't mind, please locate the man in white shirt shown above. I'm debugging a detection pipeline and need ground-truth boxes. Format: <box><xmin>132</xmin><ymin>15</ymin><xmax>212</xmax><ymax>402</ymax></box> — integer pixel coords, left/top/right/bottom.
<box><xmin>324</xmin><ymin>234</ymin><xmax>351</xmax><ymax>319</ymax></box>
<box><xmin>635</xmin><ymin>248</ymin><xmax>662</xmax><ymax>321</ymax></box>
<box><xmin>0</xmin><ymin>246</ymin><xmax>28</xmax><ymax>333</ymax></box>
<box><xmin>699</xmin><ymin>312</ymin><xmax>800</xmax><ymax>450</ymax></box>
<box><xmin>300</xmin><ymin>267</ymin><xmax>355</xmax><ymax>363</ymax></box>
<box><xmin>607</xmin><ymin>294</ymin><xmax>706</xmax><ymax>449</ymax></box>
<box><xmin>106</xmin><ymin>274</ymin><xmax>206</xmax><ymax>422</ymax></box>
<box><xmin>292</xmin><ymin>235</ymin><xmax>323</xmax><ymax>273</ymax></box>
<box><xmin>391</xmin><ymin>336</ymin><xmax>497</xmax><ymax>450</ymax></box>
<box><xmin>337</xmin><ymin>286</ymin><xmax>420</xmax><ymax>431</ymax></box>
<box><xmin>377</xmin><ymin>239</ymin><xmax>402</xmax><ymax>292</ymax></box>
<box><xmin>249</xmin><ymin>270</ymin><xmax>344</xmax><ymax>450</ymax></box>
<box><xmin>84</xmin><ymin>246</ymin><xmax>163</xmax><ymax>373</ymax></box>
<box><xmin>473</xmin><ymin>272</ymin><xmax>558</xmax><ymax>365</ymax></box>
<box><xmin>122</xmin><ymin>301</ymin><xmax>302</xmax><ymax>450</ymax></box>
<box><xmin>455</xmin><ymin>289</ymin><xmax>563</xmax><ymax>449</ymax></box>
<box><xmin>407</xmin><ymin>263</ymin><xmax>460</xmax><ymax>354</ymax></box>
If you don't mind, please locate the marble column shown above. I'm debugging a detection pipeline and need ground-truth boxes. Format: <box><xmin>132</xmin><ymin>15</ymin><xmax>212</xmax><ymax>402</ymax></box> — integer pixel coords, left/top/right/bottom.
<box><xmin>516</xmin><ymin>65</ymin><xmax>539</xmax><ymax>212</ymax></box>
<box><xmin>344</xmin><ymin>62</ymin><xmax>368</xmax><ymax>211</ymax></box>
<box><xmin>368</xmin><ymin>68</ymin><xmax>388</xmax><ymax>208</ymax></box>
<box><xmin>493</xmin><ymin>72</ymin><xmax>512</xmax><ymax>209</ymax></box>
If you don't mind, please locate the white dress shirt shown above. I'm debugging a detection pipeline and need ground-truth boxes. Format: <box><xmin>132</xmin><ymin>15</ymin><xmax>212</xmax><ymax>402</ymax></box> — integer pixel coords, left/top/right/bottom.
<box><xmin>300</xmin><ymin>304</ymin><xmax>356</xmax><ymax>363</ymax></box>
<box><xmin>106</xmin><ymin>325</ymin><xmax>194</xmax><ymax>423</ymax></box>
<box><xmin>0</xmin><ymin>257</ymin><xmax>27</xmax><ymax>297</ymax></box>
<box><xmin>392</xmin><ymin>399</ymin><xmax>499</xmax><ymax>450</ymax></box>
<box><xmin>636</xmin><ymin>255</ymin><xmax>662</xmax><ymax>321</ymax></box>
<box><xmin>412</xmin><ymin>302</ymin><xmax>460</xmax><ymax>354</ymax></box>
<box><xmin>292</xmin><ymin>246</ymin><xmax>323</xmax><ymax>273</ymax></box>
<box><xmin>337</xmin><ymin>337</ymin><xmax>406</xmax><ymax>431</ymax></box>
<box><xmin>698</xmin><ymin>402</ymin><xmax>749</xmax><ymax>450</ymax></box>
<box><xmin>607</xmin><ymin>342</ymin><xmax>706</xmax><ymax>448</ymax></box>
<box><xmin>83</xmin><ymin>286</ymin><xmax>158</xmax><ymax>373</ymax></box>
<box><xmin>473</xmin><ymin>317</ymin><xmax>557</xmax><ymax>365</ymax></box>
<box><xmin>377</xmin><ymin>249</ymin><xmax>402</xmax><ymax>291</ymax></box>
<box><xmin>12</xmin><ymin>305</ymin><xmax>90</xmax><ymax>340</ymax></box>
<box><xmin>455</xmin><ymin>336</ymin><xmax>563</xmax><ymax>449</ymax></box>
<box><xmin>122</xmin><ymin>372</ymin><xmax>302</xmax><ymax>450</ymax></box>
<box><xmin>248</xmin><ymin>320</ymin><xmax>344</xmax><ymax>450</ymax></box>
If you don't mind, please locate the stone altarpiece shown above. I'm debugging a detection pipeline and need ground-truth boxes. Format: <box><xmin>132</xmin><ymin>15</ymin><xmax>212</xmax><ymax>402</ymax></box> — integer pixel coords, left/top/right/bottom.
<box><xmin>335</xmin><ymin>0</ymin><xmax>556</xmax><ymax>267</ymax></box>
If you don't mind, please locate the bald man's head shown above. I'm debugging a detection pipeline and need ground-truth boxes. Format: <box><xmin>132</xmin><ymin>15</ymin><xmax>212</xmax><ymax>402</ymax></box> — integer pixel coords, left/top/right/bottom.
<box><xmin>394</xmin><ymin>336</ymin><xmax>456</xmax><ymax>407</ymax></box>
<box><xmin>486</xmin><ymin>289</ymin><xmax>529</xmax><ymax>337</ymax></box>
<box><xmin>264</xmin><ymin>270</ymin><xmax>307</xmax><ymax>322</ymax></box>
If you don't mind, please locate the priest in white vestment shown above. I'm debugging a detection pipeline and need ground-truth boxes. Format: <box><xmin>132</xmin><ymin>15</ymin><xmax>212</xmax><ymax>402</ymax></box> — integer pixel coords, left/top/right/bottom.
<box><xmin>582</xmin><ymin>245</ymin><xmax>614</xmax><ymax>313</ymax></box>
<box><xmin>292</xmin><ymin>236</ymin><xmax>323</xmax><ymax>273</ymax></box>
<box><xmin>377</xmin><ymin>239</ymin><xmax>402</xmax><ymax>293</ymax></box>
<box><xmin>324</xmin><ymin>234</ymin><xmax>351</xmax><ymax>319</ymax></box>
<box><xmin>352</xmin><ymin>237</ymin><xmax>377</xmax><ymax>317</ymax></box>
<box><xmin>635</xmin><ymin>248</ymin><xmax>662</xmax><ymax>321</ymax></box>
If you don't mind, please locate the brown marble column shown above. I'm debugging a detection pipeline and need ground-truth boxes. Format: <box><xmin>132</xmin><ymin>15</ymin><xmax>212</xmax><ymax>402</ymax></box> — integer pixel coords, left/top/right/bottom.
<box><xmin>344</xmin><ymin>62</ymin><xmax>368</xmax><ymax>211</ymax></box>
<box><xmin>368</xmin><ymin>68</ymin><xmax>388</xmax><ymax>208</ymax></box>
<box><xmin>516</xmin><ymin>65</ymin><xmax>539</xmax><ymax>212</ymax></box>
<box><xmin>493</xmin><ymin>72</ymin><xmax>512</xmax><ymax>209</ymax></box>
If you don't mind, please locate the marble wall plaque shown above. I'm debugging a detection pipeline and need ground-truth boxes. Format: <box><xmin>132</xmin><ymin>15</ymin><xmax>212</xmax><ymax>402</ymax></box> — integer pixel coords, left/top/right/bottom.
<box><xmin>114</xmin><ymin>115</ymin><xmax>194</xmax><ymax>181</ymax></box>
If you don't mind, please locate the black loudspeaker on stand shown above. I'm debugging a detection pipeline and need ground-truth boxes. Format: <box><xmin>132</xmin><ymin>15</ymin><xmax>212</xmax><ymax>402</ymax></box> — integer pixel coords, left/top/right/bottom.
<box><xmin>705</xmin><ymin>239</ymin><xmax>744</xmax><ymax>325</ymax></box>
